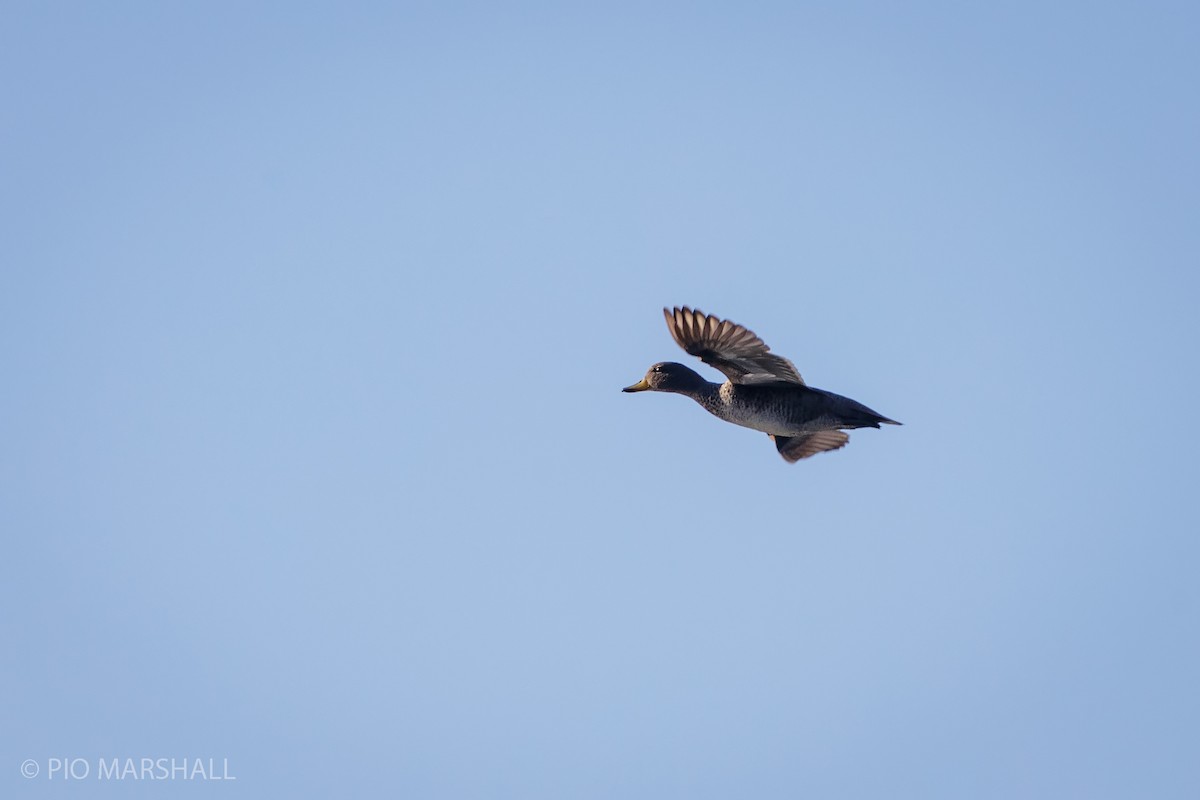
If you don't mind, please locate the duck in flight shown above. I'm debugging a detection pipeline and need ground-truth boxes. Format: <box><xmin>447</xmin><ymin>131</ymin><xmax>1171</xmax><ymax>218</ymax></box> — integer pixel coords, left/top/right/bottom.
<box><xmin>623</xmin><ymin>307</ymin><xmax>901</xmax><ymax>462</ymax></box>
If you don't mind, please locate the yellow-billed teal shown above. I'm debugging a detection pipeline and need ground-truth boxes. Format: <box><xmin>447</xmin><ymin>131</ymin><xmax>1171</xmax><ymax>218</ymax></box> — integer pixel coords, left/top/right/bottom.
<box><xmin>624</xmin><ymin>307</ymin><xmax>901</xmax><ymax>462</ymax></box>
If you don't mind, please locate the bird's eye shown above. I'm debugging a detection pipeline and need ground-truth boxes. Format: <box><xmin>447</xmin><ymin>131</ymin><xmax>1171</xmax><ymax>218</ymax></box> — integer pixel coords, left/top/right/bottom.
<box><xmin>652</xmin><ymin>365</ymin><xmax>662</xmax><ymax>373</ymax></box>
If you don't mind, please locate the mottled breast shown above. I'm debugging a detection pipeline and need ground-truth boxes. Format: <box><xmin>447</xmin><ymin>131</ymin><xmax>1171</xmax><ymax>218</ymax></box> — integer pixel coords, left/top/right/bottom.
<box><xmin>704</xmin><ymin>383</ymin><xmax>806</xmax><ymax>435</ymax></box>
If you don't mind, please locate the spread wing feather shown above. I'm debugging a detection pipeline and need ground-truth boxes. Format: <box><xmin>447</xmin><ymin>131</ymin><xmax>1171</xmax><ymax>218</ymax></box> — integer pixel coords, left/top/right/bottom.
<box><xmin>663</xmin><ymin>306</ymin><xmax>805</xmax><ymax>385</ymax></box>
<box><xmin>772</xmin><ymin>431</ymin><xmax>850</xmax><ymax>462</ymax></box>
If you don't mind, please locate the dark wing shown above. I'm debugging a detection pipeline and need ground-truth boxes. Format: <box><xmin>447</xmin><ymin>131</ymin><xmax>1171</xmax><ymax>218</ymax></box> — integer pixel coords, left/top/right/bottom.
<box><xmin>663</xmin><ymin>306</ymin><xmax>805</xmax><ymax>385</ymax></box>
<box><xmin>772</xmin><ymin>431</ymin><xmax>849</xmax><ymax>462</ymax></box>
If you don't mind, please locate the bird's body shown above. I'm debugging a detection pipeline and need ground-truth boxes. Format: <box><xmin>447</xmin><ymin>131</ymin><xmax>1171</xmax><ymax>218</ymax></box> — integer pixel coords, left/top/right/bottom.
<box><xmin>624</xmin><ymin>307</ymin><xmax>900</xmax><ymax>462</ymax></box>
<box><xmin>701</xmin><ymin>380</ymin><xmax>896</xmax><ymax>436</ymax></box>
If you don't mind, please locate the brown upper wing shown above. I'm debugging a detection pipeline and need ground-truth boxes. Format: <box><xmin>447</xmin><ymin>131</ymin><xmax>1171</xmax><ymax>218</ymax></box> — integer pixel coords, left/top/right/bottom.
<box><xmin>663</xmin><ymin>306</ymin><xmax>805</xmax><ymax>385</ymax></box>
<box><xmin>772</xmin><ymin>431</ymin><xmax>850</xmax><ymax>462</ymax></box>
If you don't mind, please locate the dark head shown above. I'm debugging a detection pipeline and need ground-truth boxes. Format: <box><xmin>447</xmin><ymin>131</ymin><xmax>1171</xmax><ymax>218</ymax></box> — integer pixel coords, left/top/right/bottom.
<box><xmin>622</xmin><ymin>362</ymin><xmax>711</xmax><ymax>394</ymax></box>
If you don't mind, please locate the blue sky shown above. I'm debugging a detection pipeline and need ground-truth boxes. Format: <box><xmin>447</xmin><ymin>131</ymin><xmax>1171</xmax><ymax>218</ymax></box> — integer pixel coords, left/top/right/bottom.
<box><xmin>3</xmin><ymin>2</ymin><xmax>1198</xmax><ymax>797</ymax></box>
